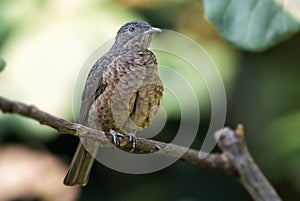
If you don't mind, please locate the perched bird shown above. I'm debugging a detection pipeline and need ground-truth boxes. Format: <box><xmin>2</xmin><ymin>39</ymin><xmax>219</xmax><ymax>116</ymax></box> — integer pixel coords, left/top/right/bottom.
<box><xmin>64</xmin><ymin>20</ymin><xmax>164</xmax><ymax>186</ymax></box>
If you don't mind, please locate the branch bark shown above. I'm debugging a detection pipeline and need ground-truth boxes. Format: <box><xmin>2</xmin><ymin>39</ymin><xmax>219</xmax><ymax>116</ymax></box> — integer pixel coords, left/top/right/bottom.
<box><xmin>0</xmin><ymin>96</ymin><xmax>281</xmax><ymax>201</ymax></box>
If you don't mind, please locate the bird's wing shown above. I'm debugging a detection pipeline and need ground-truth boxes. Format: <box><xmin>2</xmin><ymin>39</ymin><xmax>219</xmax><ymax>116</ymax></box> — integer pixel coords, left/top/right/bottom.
<box><xmin>131</xmin><ymin>51</ymin><xmax>164</xmax><ymax>128</ymax></box>
<box><xmin>64</xmin><ymin>54</ymin><xmax>114</xmax><ymax>186</ymax></box>
<box><xmin>121</xmin><ymin>51</ymin><xmax>164</xmax><ymax>132</ymax></box>
<box><xmin>79</xmin><ymin>53</ymin><xmax>113</xmax><ymax>125</ymax></box>
<box><xmin>130</xmin><ymin>78</ymin><xmax>163</xmax><ymax>129</ymax></box>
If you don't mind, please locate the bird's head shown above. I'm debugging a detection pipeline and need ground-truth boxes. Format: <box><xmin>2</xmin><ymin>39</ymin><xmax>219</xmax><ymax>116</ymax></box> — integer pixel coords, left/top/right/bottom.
<box><xmin>112</xmin><ymin>20</ymin><xmax>161</xmax><ymax>50</ymax></box>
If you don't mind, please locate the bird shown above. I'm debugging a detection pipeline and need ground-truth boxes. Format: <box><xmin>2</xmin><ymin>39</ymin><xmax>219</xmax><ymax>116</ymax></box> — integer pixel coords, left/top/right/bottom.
<box><xmin>64</xmin><ymin>20</ymin><xmax>164</xmax><ymax>186</ymax></box>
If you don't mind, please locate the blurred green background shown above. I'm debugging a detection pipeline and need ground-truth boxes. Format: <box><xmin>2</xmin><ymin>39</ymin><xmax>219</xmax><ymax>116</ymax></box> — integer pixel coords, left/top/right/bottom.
<box><xmin>0</xmin><ymin>0</ymin><xmax>300</xmax><ymax>200</ymax></box>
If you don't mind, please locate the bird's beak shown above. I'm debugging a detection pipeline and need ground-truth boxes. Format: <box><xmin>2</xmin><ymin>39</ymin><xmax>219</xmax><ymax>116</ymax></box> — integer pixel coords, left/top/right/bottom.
<box><xmin>145</xmin><ymin>27</ymin><xmax>162</xmax><ymax>34</ymax></box>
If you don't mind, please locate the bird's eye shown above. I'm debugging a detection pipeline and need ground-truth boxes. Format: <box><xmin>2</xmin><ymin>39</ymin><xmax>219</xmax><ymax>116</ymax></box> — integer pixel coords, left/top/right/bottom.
<box><xmin>128</xmin><ymin>27</ymin><xmax>135</xmax><ymax>32</ymax></box>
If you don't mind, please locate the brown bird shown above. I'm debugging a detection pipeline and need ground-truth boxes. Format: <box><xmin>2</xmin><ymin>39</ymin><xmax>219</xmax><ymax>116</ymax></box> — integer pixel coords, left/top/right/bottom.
<box><xmin>64</xmin><ymin>20</ymin><xmax>164</xmax><ymax>186</ymax></box>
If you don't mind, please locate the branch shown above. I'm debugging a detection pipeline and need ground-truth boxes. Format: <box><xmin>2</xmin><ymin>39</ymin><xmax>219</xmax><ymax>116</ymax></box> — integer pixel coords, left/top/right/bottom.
<box><xmin>216</xmin><ymin>126</ymin><xmax>282</xmax><ymax>201</ymax></box>
<box><xmin>0</xmin><ymin>96</ymin><xmax>281</xmax><ymax>201</ymax></box>
<box><xmin>0</xmin><ymin>96</ymin><xmax>230</xmax><ymax>172</ymax></box>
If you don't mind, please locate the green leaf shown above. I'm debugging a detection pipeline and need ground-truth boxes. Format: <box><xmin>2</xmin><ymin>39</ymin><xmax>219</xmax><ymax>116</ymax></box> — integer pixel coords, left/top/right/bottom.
<box><xmin>0</xmin><ymin>57</ymin><xmax>5</xmax><ymax>71</ymax></box>
<box><xmin>203</xmin><ymin>0</ymin><xmax>300</xmax><ymax>51</ymax></box>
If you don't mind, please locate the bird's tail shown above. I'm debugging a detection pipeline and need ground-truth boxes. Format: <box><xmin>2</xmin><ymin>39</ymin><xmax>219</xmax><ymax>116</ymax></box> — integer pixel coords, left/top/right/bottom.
<box><xmin>64</xmin><ymin>142</ymin><xmax>97</xmax><ymax>186</ymax></box>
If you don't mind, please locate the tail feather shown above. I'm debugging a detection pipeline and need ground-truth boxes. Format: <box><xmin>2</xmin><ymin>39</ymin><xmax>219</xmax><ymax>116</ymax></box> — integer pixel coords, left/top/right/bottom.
<box><xmin>64</xmin><ymin>142</ymin><xmax>97</xmax><ymax>186</ymax></box>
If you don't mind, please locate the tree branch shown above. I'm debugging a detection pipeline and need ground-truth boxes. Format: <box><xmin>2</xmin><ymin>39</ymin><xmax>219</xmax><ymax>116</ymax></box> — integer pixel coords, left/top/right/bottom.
<box><xmin>216</xmin><ymin>126</ymin><xmax>282</xmax><ymax>201</ymax></box>
<box><xmin>0</xmin><ymin>96</ymin><xmax>281</xmax><ymax>201</ymax></box>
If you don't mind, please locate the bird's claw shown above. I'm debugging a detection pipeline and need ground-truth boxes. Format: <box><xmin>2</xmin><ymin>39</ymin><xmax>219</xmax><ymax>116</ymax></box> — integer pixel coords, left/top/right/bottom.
<box><xmin>128</xmin><ymin>133</ymin><xmax>137</xmax><ymax>152</ymax></box>
<box><xmin>109</xmin><ymin>129</ymin><xmax>136</xmax><ymax>152</ymax></box>
<box><xmin>109</xmin><ymin>129</ymin><xmax>124</xmax><ymax>146</ymax></box>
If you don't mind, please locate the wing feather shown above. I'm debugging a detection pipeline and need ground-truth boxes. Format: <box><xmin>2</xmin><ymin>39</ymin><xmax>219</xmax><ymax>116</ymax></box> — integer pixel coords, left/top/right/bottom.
<box><xmin>79</xmin><ymin>53</ymin><xmax>114</xmax><ymax>125</ymax></box>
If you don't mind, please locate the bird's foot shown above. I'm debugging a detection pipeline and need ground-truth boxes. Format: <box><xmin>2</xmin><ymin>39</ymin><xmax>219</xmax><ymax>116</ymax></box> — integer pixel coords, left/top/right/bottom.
<box><xmin>128</xmin><ymin>133</ymin><xmax>137</xmax><ymax>152</ymax></box>
<box><xmin>109</xmin><ymin>129</ymin><xmax>136</xmax><ymax>152</ymax></box>
<box><xmin>109</xmin><ymin>129</ymin><xmax>124</xmax><ymax>146</ymax></box>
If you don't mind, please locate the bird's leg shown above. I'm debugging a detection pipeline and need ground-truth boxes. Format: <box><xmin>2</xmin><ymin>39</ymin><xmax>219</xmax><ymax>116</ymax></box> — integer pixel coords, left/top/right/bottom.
<box><xmin>109</xmin><ymin>129</ymin><xmax>124</xmax><ymax>146</ymax></box>
<box><xmin>128</xmin><ymin>133</ymin><xmax>137</xmax><ymax>152</ymax></box>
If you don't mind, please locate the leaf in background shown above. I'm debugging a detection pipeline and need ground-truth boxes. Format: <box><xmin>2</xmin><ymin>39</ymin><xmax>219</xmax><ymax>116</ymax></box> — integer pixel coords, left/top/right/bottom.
<box><xmin>0</xmin><ymin>56</ymin><xmax>5</xmax><ymax>71</ymax></box>
<box><xmin>203</xmin><ymin>0</ymin><xmax>300</xmax><ymax>51</ymax></box>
